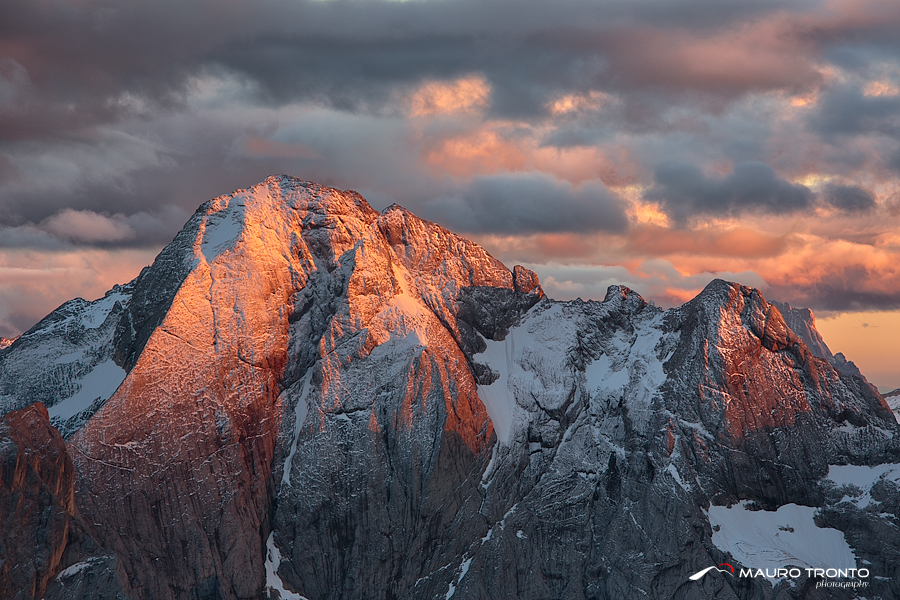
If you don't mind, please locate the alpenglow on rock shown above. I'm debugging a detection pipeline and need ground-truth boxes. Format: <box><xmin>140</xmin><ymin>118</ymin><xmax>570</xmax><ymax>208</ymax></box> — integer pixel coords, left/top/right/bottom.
<box><xmin>1</xmin><ymin>175</ymin><xmax>899</xmax><ymax>600</ymax></box>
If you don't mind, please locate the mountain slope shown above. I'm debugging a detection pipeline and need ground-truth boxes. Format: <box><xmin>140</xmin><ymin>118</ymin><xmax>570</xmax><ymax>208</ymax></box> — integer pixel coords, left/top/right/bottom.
<box><xmin>1</xmin><ymin>175</ymin><xmax>898</xmax><ymax>600</ymax></box>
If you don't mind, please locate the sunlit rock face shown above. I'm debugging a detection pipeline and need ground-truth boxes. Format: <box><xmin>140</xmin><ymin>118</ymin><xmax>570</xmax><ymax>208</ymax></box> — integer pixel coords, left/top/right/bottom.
<box><xmin>1</xmin><ymin>175</ymin><xmax>899</xmax><ymax>600</ymax></box>
<box><xmin>771</xmin><ymin>300</ymin><xmax>866</xmax><ymax>381</ymax></box>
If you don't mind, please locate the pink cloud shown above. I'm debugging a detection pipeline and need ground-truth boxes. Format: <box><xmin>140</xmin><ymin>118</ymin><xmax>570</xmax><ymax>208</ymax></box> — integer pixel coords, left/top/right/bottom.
<box><xmin>598</xmin><ymin>18</ymin><xmax>823</xmax><ymax>96</ymax></box>
<box><xmin>0</xmin><ymin>247</ymin><xmax>158</xmax><ymax>337</ymax></box>
<box><xmin>41</xmin><ymin>209</ymin><xmax>135</xmax><ymax>243</ymax></box>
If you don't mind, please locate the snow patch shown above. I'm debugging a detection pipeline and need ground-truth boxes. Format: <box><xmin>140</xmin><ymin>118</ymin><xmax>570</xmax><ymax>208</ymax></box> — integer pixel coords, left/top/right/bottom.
<box><xmin>265</xmin><ymin>532</ymin><xmax>308</xmax><ymax>600</ymax></box>
<box><xmin>825</xmin><ymin>463</ymin><xmax>900</xmax><ymax>508</ymax></box>
<box><xmin>708</xmin><ymin>502</ymin><xmax>857</xmax><ymax>582</ymax></box>
<box><xmin>54</xmin><ymin>349</ymin><xmax>86</xmax><ymax>364</ymax></box>
<box><xmin>665</xmin><ymin>464</ymin><xmax>689</xmax><ymax>491</ymax></box>
<box><xmin>476</xmin><ymin>304</ymin><xmax>569</xmax><ymax>443</ymax></box>
<box><xmin>47</xmin><ymin>360</ymin><xmax>126</xmax><ymax>421</ymax></box>
<box><xmin>80</xmin><ymin>291</ymin><xmax>128</xmax><ymax>329</ymax></box>
<box><xmin>584</xmin><ymin>353</ymin><xmax>628</xmax><ymax>393</ymax></box>
<box><xmin>379</xmin><ymin>293</ymin><xmax>430</xmax><ymax>348</ymax></box>
<box><xmin>476</xmin><ymin>329</ymin><xmax>520</xmax><ymax>444</ymax></box>
<box><xmin>584</xmin><ymin>313</ymin><xmax>667</xmax><ymax>435</ymax></box>
<box><xmin>444</xmin><ymin>555</ymin><xmax>473</xmax><ymax>600</ymax></box>
<box><xmin>55</xmin><ymin>558</ymin><xmax>104</xmax><ymax>580</ymax></box>
<box><xmin>885</xmin><ymin>394</ymin><xmax>900</xmax><ymax>421</ymax></box>
<box><xmin>281</xmin><ymin>371</ymin><xmax>312</xmax><ymax>487</ymax></box>
<box><xmin>201</xmin><ymin>202</ymin><xmax>245</xmax><ymax>262</ymax></box>
<box><xmin>480</xmin><ymin>442</ymin><xmax>499</xmax><ymax>488</ymax></box>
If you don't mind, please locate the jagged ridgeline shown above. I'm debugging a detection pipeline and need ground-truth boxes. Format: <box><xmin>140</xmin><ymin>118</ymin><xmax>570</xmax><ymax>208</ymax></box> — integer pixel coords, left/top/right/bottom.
<box><xmin>2</xmin><ymin>175</ymin><xmax>899</xmax><ymax>600</ymax></box>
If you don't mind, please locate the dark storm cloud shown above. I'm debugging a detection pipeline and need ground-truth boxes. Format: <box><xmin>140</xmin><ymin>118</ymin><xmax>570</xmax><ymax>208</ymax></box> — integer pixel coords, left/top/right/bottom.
<box><xmin>0</xmin><ymin>0</ymin><xmax>794</xmax><ymax>234</ymax></box>
<box><xmin>823</xmin><ymin>183</ymin><xmax>876</xmax><ymax>212</ymax></box>
<box><xmin>811</xmin><ymin>86</ymin><xmax>900</xmax><ymax>138</ymax></box>
<box><xmin>2</xmin><ymin>0</ymin><xmax>897</xmax><ymax>123</ymax></box>
<box><xmin>0</xmin><ymin>0</ymin><xmax>840</xmax><ymax>132</ymax></box>
<box><xmin>645</xmin><ymin>161</ymin><xmax>814</xmax><ymax>222</ymax></box>
<box><xmin>889</xmin><ymin>148</ymin><xmax>900</xmax><ymax>174</ymax></box>
<box><xmin>427</xmin><ymin>173</ymin><xmax>629</xmax><ymax>234</ymax></box>
<box><xmin>0</xmin><ymin>0</ymin><xmax>899</xmax><ymax>241</ymax></box>
<box><xmin>768</xmin><ymin>265</ymin><xmax>900</xmax><ymax>313</ymax></box>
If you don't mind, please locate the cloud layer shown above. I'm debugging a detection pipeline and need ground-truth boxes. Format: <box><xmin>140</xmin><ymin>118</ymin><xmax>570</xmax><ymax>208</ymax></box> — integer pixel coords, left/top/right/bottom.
<box><xmin>2</xmin><ymin>0</ymin><xmax>900</xmax><ymax>349</ymax></box>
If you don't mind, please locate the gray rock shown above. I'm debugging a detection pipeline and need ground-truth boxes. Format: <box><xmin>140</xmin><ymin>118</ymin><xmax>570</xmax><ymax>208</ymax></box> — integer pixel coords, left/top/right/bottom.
<box><xmin>3</xmin><ymin>176</ymin><xmax>899</xmax><ymax>600</ymax></box>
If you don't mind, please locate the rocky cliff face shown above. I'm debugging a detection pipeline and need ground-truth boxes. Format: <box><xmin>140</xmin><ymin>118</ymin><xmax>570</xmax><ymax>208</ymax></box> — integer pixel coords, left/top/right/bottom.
<box><xmin>1</xmin><ymin>403</ymin><xmax>75</xmax><ymax>600</ymax></box>
<box><xmin>771</xmin><ymin>300</ymin><xmax>866</xmax><ymax>381</ymax></box>
<box><xmin>1</xmin><ymin>175</ymin><xmax>899</xmax><ymax>600</ymax></box>
<box><xmin>0</xmin><ymin>403</ymin><xmax>130</xmax><ymax>600</ymax></box>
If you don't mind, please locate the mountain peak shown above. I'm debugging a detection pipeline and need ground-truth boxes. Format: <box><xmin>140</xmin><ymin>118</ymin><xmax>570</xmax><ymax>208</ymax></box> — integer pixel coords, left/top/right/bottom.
<box><xmin>3</xmin><ymin>177</ymin><xmax>899</xmax><ymax>600</ymax></box>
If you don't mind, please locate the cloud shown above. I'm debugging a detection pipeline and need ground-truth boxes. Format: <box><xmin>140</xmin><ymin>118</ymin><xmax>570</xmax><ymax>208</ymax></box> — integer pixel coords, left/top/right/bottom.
<box><xmin>624</xmin><ymin>224</ymin><xmax>794</xmax><ymax>258</ymax></box>
<box><xmin>0</xmin><ymin>225</ymin><xmax>68</xmax><ymax>250</ymax></box>
<box><xmin>546</xmin><ymin>91</ymin><xmax>611</xmax><ymax>116</ymax></box>
<box><xmin>1</xmin><ymin>0</ymin><xmax>900</xmax><ymax>342</ymax></box>
<box><xmin>0</xmin><ymin>58</ymin><xmax>31</xmax><ymax>113</ymax></box>
<box><xmin>822</xmin><ymin>183</ymin><xmax>876</xmax><ymax>212</ymax></box>
<box><xmin>409</xmin><ymin>75</ymin><xmax>490</xmax><ymax>116</ymax></box>
<box><xmin>427</xmin><ymin>172</ymin><xmax>629</xmax><ymax>234</ymax></box>
<box><xmin>645</xmin><ymin>161</ymin><xmax>814</xmax><ymax>222</ymax></box>
<box><xmin>0</xmin><ymin>247</ymin><xmax>158</xmax><ymax>338</ymax></box>
<box><xmin>0</xmin><ymin>0</ymin><xmax>883</xmax><ymax>142</ymax></box>
<box><xmin>41</xmin><ymin>210</ymin><xmax>135</xmax><ymax>244</ymax></box>
<box><xmin>586</xmin><ymin>19</ymin><xmax>823</xmax><ymax>97</ymax></box>
<box><xmin>810</xmin><ymin>85</ymin><xmax>900</xmax><ymax>138</ymax></box>
<box><xmin>0</xmin><ymin>205</ymin><xmax>191</xmax><ymax>250</ymax></box>
<box><xmin>242</xmin><ymin>135</ymin><xmax>319</xmax><ymax>159</ymax></box>
<box><xmin>0</xmin><ymin>128</ymin><xmax>171</xmax><ymax>225</ymax></box>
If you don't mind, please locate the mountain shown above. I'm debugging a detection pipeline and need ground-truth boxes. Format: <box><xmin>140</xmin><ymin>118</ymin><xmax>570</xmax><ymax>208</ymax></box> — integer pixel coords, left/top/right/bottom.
<box><xmin>1</xmin><ymin>175</ymin><xmax>899</xmax><ymax>600</ymax></box>
<box><xmin>770</xmin><ymin>301</ymin><xmax>866</xmax><ymax>380</ymax></box>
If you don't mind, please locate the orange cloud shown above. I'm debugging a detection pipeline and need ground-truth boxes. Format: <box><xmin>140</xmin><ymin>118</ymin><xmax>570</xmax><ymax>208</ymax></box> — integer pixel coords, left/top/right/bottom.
<box><xmin>789</xmin><ymin>91</ymin><xmax>819</xmax><ymax>107</ymax></box>
<box><xmin>422</xmin><ymin>121</ymin><xmax>641</xmax><ymax>185</ymax></box>
<box><xmin>863</xmin><ymin>80</ymin><xmax>900</xmax><ymax>97</ymax></box>
<box><xmin>409</xmin><ymin>75</ymin><xmax>490</xmax><ymax>117</ymax></box>
<box><xmin>546</xmin><ymin>91</ymin><xmax>612</xmax><ymax>115</ymax></box>
<box><xmin>602</xmin><ymin>17</ymin><xmax>822</xmax><ymax>95</ymax></box>
<box><xmin>423</xmin><ymin>127</ymin><xmax>527</xmax><ymax>176</ymax></box>
<box><xmin>625</xmin><ymin>224</ymin><xmax>794</xmax><ymax>258</ymax></box>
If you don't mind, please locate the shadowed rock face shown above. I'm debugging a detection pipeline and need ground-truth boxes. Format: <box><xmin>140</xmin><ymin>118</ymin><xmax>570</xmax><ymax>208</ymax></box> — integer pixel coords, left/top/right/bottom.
<box><xmin>2</xmin><ymin>176</ymin><xmax>899</xmax><ymax>600</ymax></box>
<box><xmin>0</xmin><ymin>405</ymin><xmax>130</xmax><ymax>600</ymax></box>
<box><xmin>0</xmin><ymin>403</ymin><xmax>74</xmax><ymax>600</ymax></box>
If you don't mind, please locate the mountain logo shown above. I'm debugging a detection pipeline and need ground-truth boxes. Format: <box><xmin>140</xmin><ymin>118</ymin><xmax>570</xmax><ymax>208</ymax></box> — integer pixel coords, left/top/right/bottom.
<box><xmin>689</xmin><ymin>563</ymin><xmax>735</xmax><ymax>581</ymax></box>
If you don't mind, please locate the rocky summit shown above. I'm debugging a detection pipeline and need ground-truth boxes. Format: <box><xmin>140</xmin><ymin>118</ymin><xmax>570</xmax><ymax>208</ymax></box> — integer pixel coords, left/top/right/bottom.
<box><xmin>1</xmin><ymin>175</ymin><xmax>899</xmax><ymax>600</ymax></box>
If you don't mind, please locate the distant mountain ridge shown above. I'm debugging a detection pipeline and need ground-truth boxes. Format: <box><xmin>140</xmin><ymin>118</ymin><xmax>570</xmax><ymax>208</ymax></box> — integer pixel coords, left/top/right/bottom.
<box><xmin>770</xmin><ymin>300</ymin><xmax>866</xmax><ymax>381</ymax></box>
<box><xmin>2</xmin><ymin>175</ymin><xmax>899</xmax><ymax>600</ymax></box>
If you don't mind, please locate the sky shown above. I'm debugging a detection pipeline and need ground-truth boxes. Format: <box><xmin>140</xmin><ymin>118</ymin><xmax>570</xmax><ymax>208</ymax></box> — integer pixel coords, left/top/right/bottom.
<box><xmin>1</xmin><ymin>0</ymin><xmax>900</xmax><ymax>388</ymax></box>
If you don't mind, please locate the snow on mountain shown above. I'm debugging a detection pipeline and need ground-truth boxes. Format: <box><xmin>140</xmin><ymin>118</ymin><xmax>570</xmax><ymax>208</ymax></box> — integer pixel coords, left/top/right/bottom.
<box><xmin>0</xmin><ymin>285</ymin><xmax>132</xmax><ymax>436</ymax></box>
<box><xmin>708</xmin><ymin>502</ymin><xmax>857</xmax><ymax>582</ymax></box>
<box><xmin>884</xmin><ymin>388</ymin><xmax>900</xmax><ymax>421</ymax></box>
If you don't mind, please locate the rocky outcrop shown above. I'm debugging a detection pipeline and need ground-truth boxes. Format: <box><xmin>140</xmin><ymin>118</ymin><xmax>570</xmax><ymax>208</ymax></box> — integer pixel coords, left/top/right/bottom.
<box><xmin>0</xmin><ymin>404</ymin><xmax>130</xmax><ymax>600</ymax></box>
<box><xmin>771</xmin><ymin>300</ymin><xmax>866</xmax><ymax>381</ymax></box>
<box><xmin>0</xmin><ymin>403</ymin><xmax>74</xmax><ymax>600</ymax></box>
<box><xmin>2</xmin><ymin>176</ymin><xmax>898</xmax><ymax>600</ymax></box>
